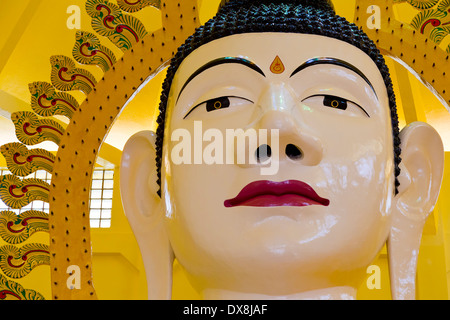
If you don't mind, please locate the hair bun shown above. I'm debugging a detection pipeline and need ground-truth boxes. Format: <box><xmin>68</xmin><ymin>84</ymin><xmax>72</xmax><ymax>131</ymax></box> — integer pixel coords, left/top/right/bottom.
<box><xmin>219</xmin><ymin>0</ymin><xmax>335</xmax><ymax>13</ymax></box>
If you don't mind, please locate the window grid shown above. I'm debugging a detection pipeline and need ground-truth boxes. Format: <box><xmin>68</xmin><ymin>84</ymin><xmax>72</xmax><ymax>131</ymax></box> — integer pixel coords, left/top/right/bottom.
<box><xmin>89</xmin><ymin>169</ymin><xmax>114</xmax><ymax>229</ymax></box>
<box><xmin>0</xmin><ymin>168</ymin><xmax>114</xmax><ymax>229</ymax></box>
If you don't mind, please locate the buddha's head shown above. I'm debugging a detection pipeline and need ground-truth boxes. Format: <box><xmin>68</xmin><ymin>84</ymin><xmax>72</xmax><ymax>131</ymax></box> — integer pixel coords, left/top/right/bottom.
<box><xmin>120</xmin><ymin>0</ymin><xmax>444</xmax><ymax>299</ymax></box>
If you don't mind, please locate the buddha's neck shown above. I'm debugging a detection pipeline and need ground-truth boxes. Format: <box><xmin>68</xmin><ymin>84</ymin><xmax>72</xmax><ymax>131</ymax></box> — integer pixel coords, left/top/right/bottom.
<box><xmin>202</xmin><ymin>286</ymin><xmax>357</xmax><ymax>300</ymax></box>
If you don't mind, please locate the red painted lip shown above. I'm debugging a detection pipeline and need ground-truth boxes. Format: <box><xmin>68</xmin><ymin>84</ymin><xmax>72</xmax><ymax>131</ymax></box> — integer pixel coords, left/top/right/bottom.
<box><xmin>224</xmin><ymin>180</ymin><xmax>330</xmax><ymax>208</ymax></box>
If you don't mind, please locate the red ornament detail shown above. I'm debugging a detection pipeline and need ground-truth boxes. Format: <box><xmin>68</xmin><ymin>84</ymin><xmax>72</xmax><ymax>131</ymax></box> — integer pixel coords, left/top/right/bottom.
<box><xmin>421</xmin><ymin>18</ymin><xmax>441</xmax><ymax>33</ymax></box>
<box><xmin>116</xmin><ymin>24</ymin><xmax>139</xmax><ymax>42</ymax></box>
<box><xmin>0</xmin><ymin>290</ymin><xmax>21</xmax><ymax>300</ymax></box>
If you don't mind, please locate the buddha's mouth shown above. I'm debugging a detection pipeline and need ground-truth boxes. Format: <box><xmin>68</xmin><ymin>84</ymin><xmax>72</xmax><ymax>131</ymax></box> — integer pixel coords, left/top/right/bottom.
<box><xmin>224</xmin><ymin>180</ymin><xmax>330</xmax><ymax>208</ymax></box>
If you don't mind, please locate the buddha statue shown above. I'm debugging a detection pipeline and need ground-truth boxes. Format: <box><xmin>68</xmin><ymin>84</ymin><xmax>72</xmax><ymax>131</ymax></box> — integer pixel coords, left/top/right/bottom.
<box><xmin>120</xmin><ymin>0</ymin><xmax>444</xmax><ymax>299</ymax></box>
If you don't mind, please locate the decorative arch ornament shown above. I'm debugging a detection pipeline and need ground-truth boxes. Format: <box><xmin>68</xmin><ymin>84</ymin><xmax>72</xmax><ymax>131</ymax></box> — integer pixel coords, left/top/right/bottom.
<box><xmin>0</xmin><ymin>0</ymin><xmax>448</xmax><ymax>300</ymax></box>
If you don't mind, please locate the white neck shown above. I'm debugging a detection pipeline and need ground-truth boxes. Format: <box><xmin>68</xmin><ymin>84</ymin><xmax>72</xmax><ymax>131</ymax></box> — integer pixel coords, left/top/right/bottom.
<box><xmin>202</xmin><ymin>286</ymin><xmax>357</xmax><ymax>300</ymax></box>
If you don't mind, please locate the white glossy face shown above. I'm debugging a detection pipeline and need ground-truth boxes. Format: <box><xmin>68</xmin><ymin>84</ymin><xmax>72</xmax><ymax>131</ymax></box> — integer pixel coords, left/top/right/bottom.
<box><xmin>161</xmin><ymin>33</ymin><xmax>395</xmax><ymax>295</ymax></box>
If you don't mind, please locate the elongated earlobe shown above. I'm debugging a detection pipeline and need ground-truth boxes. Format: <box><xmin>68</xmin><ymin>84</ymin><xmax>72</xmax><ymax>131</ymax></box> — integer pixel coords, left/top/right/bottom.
<box><xmin>120</xmin><ymin>131</ymin><xmax>173</xmax><ymax>299</ymax></box>
<box><xmin>388</xmin><ymin>122</ymin><xmax>444</xmax><ymax>300</ymax></box>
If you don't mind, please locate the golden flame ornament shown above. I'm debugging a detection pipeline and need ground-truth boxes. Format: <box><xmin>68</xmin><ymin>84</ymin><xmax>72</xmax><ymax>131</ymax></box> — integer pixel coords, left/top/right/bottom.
<box><xmin>270</xmin><ymin>55</ymin><xmax>285</xmax><ymax>74</ymax></box>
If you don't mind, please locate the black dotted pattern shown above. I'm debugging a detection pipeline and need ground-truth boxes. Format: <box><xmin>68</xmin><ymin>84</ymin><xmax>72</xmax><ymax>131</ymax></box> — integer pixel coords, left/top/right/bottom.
<box><xmin>155</xmin><ymin>0</ymin><xmax>401</xmax><ymax>196</ymax></box>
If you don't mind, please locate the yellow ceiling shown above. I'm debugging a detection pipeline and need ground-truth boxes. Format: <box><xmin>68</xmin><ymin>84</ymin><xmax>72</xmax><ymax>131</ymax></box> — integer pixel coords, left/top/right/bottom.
<box><xmin>0</xmin><ymin>0</ymin><xmax>450</xmax><ymax>161</ymax></box>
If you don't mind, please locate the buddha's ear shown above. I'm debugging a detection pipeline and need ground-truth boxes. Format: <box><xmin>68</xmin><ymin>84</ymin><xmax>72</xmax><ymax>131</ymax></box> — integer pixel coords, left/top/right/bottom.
<box><xmin>388</xmin><ymin>122</ymin><xmax>444</xmax><ymax>300</ymax></box>
<box><xmin>120</xmin><ymin>130</ymin><xmax>173</xmax><ymax>299</ymax></box>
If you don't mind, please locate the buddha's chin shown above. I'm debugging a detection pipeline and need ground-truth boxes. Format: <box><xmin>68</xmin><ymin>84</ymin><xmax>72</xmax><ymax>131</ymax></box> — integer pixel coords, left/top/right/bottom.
<box><xmin>201</xmin><ymin>286</ymin><xmax>358</xmax><ymax>300</ymax></box>
<box><xmin>187</xmin><ymin>267</ymin><xmax>366</xmax><ymax>299</ymax></box>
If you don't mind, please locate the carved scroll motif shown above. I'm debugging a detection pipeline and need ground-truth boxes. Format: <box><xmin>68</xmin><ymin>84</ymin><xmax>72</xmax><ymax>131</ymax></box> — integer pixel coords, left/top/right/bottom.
<box><xmin>29</xmin><ymin>81</ymin><xmax>79</xmax><ymax>119</ymax></box>
<box><xmin>0</xmin><ymin>243</ymin><xmax>50</xmax><ymax>279</ymax></box>
<box><xmin>0</xmin><ymin>175</ymin><xmax>50</xmax><ymax>209</ymax></box>
<box><xmin>116</xmin><ymin>0</ymin><xmax>160</xmax><ymax>12</ymax></box>
<box><xmin>393</xmin><ymin>0</ymin><xmax>440</xmax><ymax>9</ymax></box>
<box><xmin>73</xmin><ymin>31</ymin><xmax>117</xmax><ymax>72</ymax></box>
<box><xmin>407</xmin><ymin>0</ymin><xmax>450</xmax><ymax>51</ymax></box>
<box><xmin>0</xmin><ymin>210</ymin><xmax>49</xmax><ymax>245</ymax></box>
<box><xmin>0</xmin><ymin>273</ymin><xmax>45</xmax><ymax>300</ymax></box>
<box><xmin>11</xmin><ymin>111</ymin><xmax>65</xmax><ymax>146</ymax></box>
<box><xmin>50</xmin><ymin>55</ymin><xmax>97</xmax><ymax>95</ymax></box>
<box><xmin>86</xmin><ymin>0</ymin><xmax>148</xmax><ymax>51</ymax></box>
<box><xmin>1</xmin><ymin>143</ymin><xmax>55</xmax><ymax>177</ymax></box>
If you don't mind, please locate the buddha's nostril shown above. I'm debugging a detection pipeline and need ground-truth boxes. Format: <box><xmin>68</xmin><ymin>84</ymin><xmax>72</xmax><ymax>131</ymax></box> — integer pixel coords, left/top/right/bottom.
<box><xmin>286</xmin><ymin>144</ymin><xmax>303</xmax><ymax>160</ymax></box>
<box><xmin>255</xmin><ymin>144</ymin><xmax>272</xmax><ymax>163</ymax></box>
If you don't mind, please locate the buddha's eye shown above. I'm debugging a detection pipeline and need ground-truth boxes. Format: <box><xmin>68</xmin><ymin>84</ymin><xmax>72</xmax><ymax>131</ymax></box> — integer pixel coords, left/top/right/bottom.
<box><xmin>184</xmin><ymin>96</ymin><xmax>253</xmax><ymax>119</ymax></box>
<box><xmin>301</xmin><ymin>94</ymin><xmax>370</xmax><ymax>117</ymax></box>
<box><xmin>323</xmin><ymin>95</ymin><xmax>347</xmax><ymax>110</ymax></box>
<box><xmin>206</xmin><ymin>97</ymin><xmax>230</xmax><ymax>112</ymax></box>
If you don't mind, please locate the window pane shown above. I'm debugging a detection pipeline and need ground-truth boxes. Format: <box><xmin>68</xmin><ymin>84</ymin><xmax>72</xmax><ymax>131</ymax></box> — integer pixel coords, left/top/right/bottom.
<box><xmin>100</xmin><ymin>219</ymin><xmax>111</xmax><ymax>228</ymax></box>
<box><xmin>35</xmin><ymin>171</ymin><xmax>48</xmax><ymax>180</ymax></box>
<box><xmin>90</xmin><ymin>200</ymin><xmax>102</xmax><ymax>209</ymax></box>
<box><xmin>103</xmin><ymin>189</ymin><xmax>113</xmax><ymax>199</ymax></box>
<box><xmin>90</xmin><ymin>209</ymin><xmax>101</xmax><ymax>219</ymax></box>
<box><xmin>101</xmin><ymin>209</ymin><xmax>112</xmax><ymax>219</ymax></box>
<box><xmin>103</xmin><ymin>180</ymin><xmax>114</xmax><ymax>189</ymax></box>
<box><xmin>90</xmin><ymin>189</ymin><xmax>102</xmax><ymax>199</ymax></box>
<box><xmin>33</xmin><ymin>201</ymin><xmax>45</xmax><ymax>211</ymax></box>
<box><xmin>91</xmin><ymin>179</ymin><xmax>103</xmax><ymax>189</ymax></box>
<box><xmin>90</xmin><ymin>219</ymin><xmax>100</xmax><ymax>228</ymax></box>
<box><xmin>92</xmin><ymin>170</ymin><xmax>104</xmax><ymax>180</ymax></box>
<box><xmin>102</xmin><ymin>200</ymin><xmax>113</xmax><ymax>209</ymax></box>
<box><xmin>104</xmin><ymin>170</ymin><xmax>114</xmax><ymax>180</ymax></box>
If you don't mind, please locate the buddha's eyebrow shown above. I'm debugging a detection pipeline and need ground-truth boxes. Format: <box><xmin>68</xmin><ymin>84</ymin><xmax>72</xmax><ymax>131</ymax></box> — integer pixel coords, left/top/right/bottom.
<box><xmin>290</xmin><ymin>57</ymin><xmax>377</xmax><ymax>99</ymax></box>
<box><xmin>176</xmin><ymin>57</ymin><xmax>266</xmax><ymax>102</ymax></box>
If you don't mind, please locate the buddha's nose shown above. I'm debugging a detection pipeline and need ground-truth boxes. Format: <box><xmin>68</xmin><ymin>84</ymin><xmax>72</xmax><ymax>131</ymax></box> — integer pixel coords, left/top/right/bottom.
<box><xmin>255</xmin><ymin>83</ymin><xmax>323</xmax><ymax>166</ymax></box>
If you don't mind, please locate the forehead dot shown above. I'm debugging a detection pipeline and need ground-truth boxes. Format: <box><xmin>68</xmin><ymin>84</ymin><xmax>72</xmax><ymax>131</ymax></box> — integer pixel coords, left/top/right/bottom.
<box><xmin>270</xmin><ymin>55</ymin><xmax>285</xmax><ymax>74</ymax></box>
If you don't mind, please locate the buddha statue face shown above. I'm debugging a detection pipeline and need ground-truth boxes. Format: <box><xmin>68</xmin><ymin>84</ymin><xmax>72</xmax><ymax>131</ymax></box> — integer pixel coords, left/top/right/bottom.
<box><xmin>161</xmin><ymin>33</ymin><xmax>394</xmax><ymax>296</ymax></box>
<box><xmin>120</xmin><ymin>8</ymin><xmax>444</xmax><ymax>301</ymax></box>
